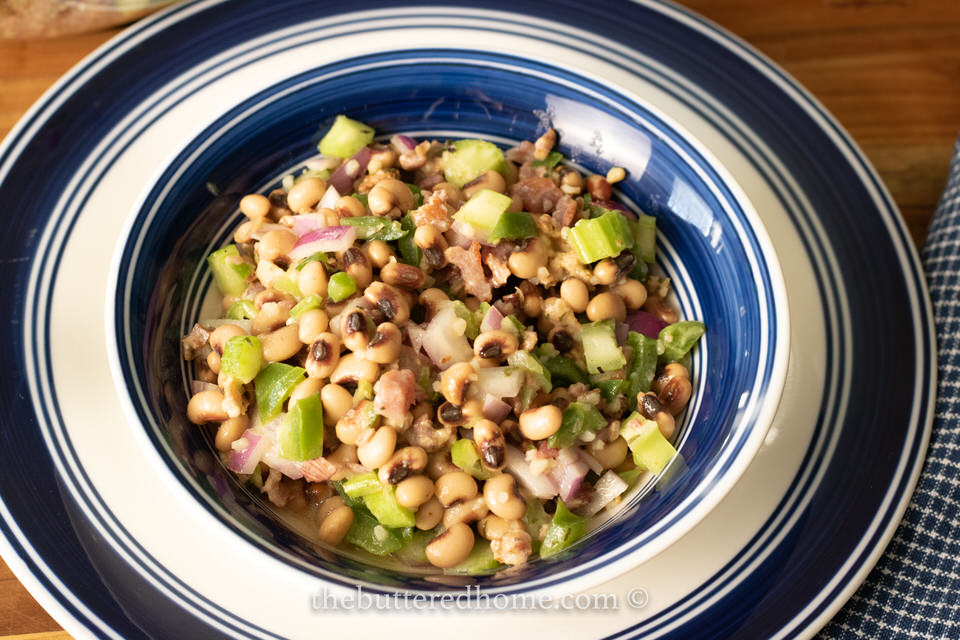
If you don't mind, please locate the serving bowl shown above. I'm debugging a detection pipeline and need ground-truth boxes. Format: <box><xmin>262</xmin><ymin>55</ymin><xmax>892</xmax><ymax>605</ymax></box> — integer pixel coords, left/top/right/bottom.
<box><xmin>107</xmin><ymin>27</ymin><xmax>789</xmax><ymax>596</ymax></box>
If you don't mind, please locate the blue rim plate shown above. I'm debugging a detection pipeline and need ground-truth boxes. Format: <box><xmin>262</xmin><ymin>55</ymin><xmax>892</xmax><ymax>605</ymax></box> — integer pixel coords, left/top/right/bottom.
<box><xmin>0</xmin><ymin>1</ymin><xmax>934</xmax><ymax>639</ymax></box>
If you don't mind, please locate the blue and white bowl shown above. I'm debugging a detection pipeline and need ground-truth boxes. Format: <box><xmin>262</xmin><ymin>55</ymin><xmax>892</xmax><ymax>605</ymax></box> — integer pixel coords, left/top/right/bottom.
<box><xmin>108</xmin><ymin>6</ymin><xmax>788</xmax><ymax>600</ymax></box>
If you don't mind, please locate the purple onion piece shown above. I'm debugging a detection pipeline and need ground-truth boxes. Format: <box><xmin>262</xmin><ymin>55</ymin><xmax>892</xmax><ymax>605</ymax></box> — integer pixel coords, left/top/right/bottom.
<box><xmin>390</xmin><ymin>134</ymin><xmax>417</xmax><ymax>154</ymax></box>
<box><xmin>625</xmin><ymin>310</ymin><xmax>668</xmax><ymax>339</ymax></box>
<box><xmin>328</xmin><ymin>146</ymin><xmax>372</xmax><ymax>193</ymax></box>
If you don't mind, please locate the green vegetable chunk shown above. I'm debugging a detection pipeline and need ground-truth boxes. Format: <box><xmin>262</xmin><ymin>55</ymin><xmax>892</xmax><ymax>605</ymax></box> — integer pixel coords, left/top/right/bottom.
<box><xmin>532</xmin><ymin>150</ymin><xmax>564</xmax><ymax>169</ymax></box>
<box><xmin>289</xmin><ymin>294</ymin><xmax>324</xmax><ymax>320</ymax></box>
<box><xmin>580</xmin><ymin>320</ymin><xmax>627</xmax><ymax>374</ymax></box>
<box><xmin>207</xmin><ymin>245</ymin><xmax>253</xmax><ymax>297</ymax></box>
<box><xmin>488</xmin><ymin>211</ymin><xmax>539</xmax><ymax>243</ymax></box>
<box><xmin>539</xmin><ymin>500</ymin><xmax>588</xmax><ymax>558</ymax></box>
<box><xmin>340</xmin><ymin>216</ymin><xmax>407</xmax><ymax>241</ymax></box>
<box><xmin>344</xmin><ymin>509</ymin><xmax>407</xmax><ymax>555</ymax></box>
<box><xmin>542</xmin><ymin>355</ymin><xmax>588</xmax><ymax>386</ymax></box>
<box><xmin>453</xmin><ymin>189</ymin><xmax>513</xmax><ymax>240</ymax></box>
<box><xmin>507</xmin><ymin>350</ymin><xmax>552</xmax><ymax>393</ymax></box>
<box><xmin>220</xmin><ymin>335</ymin><xmax>262</xmax><ymax>384</ymax></box>
<box><xmin>318</xmin><ymin>115</ymin><xmax>375</xmax><ymax>158</ymax></box>
<box><xmin>278</xmin><ymin>393</ymin><xmax>324</xmax><ymax>461</ymax></box>
<box><xmin>327</xmin><ymin>272</ymin><xmax>357</xmax><ymax>302</ymax></box>
<box><xmin>450</xmin><ymin>540</ymin><xmax>502</xmax><ymax>573</ymax></box>
<box><xmin>442</xmin><ymin>139</ymin><xmax>506</xmax><ymax>187</ymax></box>
<box><xmin>450</xmin><ymin>439</ymin><xmax>494</xmax><ymax>480</ymax></box>
<box><xmin>341</xmin><ymin>472</ymin><xmax>382</xmax><ymax>499</ymax></box>
<box><xmin>567</xmin><ymin>210</ymin><xmax>635</xmax><ymax>264</ymax></box>
<box><xmin>658</xmin><ymin>321</ymin><xmax>706</xmax><ymax>363</ymax></box>
<box><xmin>397</xmin><ymin>215</ymin><xmax>422</xmax><ymax>266</ymax></box>
<box><xmin>364</xmin><ymin>486</ymin><xmax>416</xmax><ymax>528</ymax></box>
<box><xmin>549</xmin><ymin>402</ymin><xmax>607</xmax><ymax>449</ymax></box>
<box><xmin>620</xmin><ymin>412</ymin><xmax>679</xmax><ymax>474</ymax></box>
<box><xmin>633</xmin><ymin>214</ymin><xmax>657</xmax><ymax>263</ymax></box>
<box><xmin>626</xmin><ymin>331</ymin><xmax>659</xmax><ymax>410</ymax></box>
<box><xmin>225</xmin><ymin>299</ymin><xmax>256</xmax><ymax>320</ymax></box>
<box><xmin>523</xmin><ymin>499</ymin><xmax>551</xmax><ymax>554</ymax></box>
<box><xmin>254</xmin><ymin>362</ymin><xmax>306</xmax><ymax>423</ymax></box>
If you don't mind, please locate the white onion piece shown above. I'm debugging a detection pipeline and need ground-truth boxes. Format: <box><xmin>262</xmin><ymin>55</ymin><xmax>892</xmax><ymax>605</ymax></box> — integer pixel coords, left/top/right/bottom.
<box><xmin>421</xmin><ymin>306</ymin><xmax>473</xmax><ymax>370</ymax></box>
<box><xmin>477</xmin><ymin>366</ymin><xmax>523</xmax><ymax>399</ymax></box>
<box><xmin>448</xmin><ymin>221</ymin><xmax>477</xmax><ymax>247</ymax></box>
<box><xmin>579</xmin><ymin>449</ymin><xmax>604</xmax><ymax>476</ymax></box>
<box><xmin>261</xmin><ymin>447</ymin><xmax>304</xmax><ymax>479</ymax></box>
<box><xmin>407</xmin><ymin>323</ymin><xmax>426</xmax><ymax>354</ymax></box>
<box><xmin>577</xmin><ymin>470</ymin><xmax>629</xmax><ymax>517</ymax></box>
<box><xmin>551</xmin><ymin>448</ymin><xmax>590</xmax><ymax>502</ymax></box>
<box><xmin>482</xmin><ymin>394</ymin><xmax>512</xmax><ymax>423</ymax></box>
<box><xmin>479</xmin><ymin>305</ymin><xmax>504</xmax><ymax>332</ymax></box>
<box><xmin>226</xmin><ymin>431</ymin><xmax>269</xmax><ymax>474</ymax></box>
<box><xmin>201</xmin><ymin>318</ymin><xmax>252</xmax><ymax>333</ymax></box>
<box><xmin>504</xmin><ymin>446</ymin><xmax>558</xmax><ymax>499</ymax></box>
<box><xmin>304</xmin><ymin>154</ymin><xmax>342</xmax><ymax>172</ymax></box>
<box><xmin>317</xmin><ymin>184</ymin><xmax>340</xmax><ymax>211</ymax></box>
<box><xmin>288</xmin><ymin>225</ymin><xmax>356</xmax><ymax>260</ymax></box>
<box><xmin>190</xmin><ymin>380</ymin><xmax>220</xmax><ymax>395</ymax></box>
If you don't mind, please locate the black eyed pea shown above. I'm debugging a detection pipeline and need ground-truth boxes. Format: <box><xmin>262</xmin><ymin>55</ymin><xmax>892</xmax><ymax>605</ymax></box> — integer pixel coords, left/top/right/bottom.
<box><xmin>305</xmin><ymin>332</ymin><xmax>340</xmax><ymax>379</ymax></box>
<box><xmin>442</xmin><ymin>496</ymin><xmax>489</xmax><ymax>529</ymax></box>
<box><xmin>327</xmin><ymin>444</ymin><xmax>358</xmax><ymax>469</ymax></box>
<box><xmin>436</xmin><ymin>401</ymin><xmax>465</xmax><ymax>428</ymax></box>
<box><xmin>357</xmin><ymin>426</ymin><xmax>397</xmax><ymax>470</ymax></box>
<box><xmin>638</xmin><ymin>391</ymin><xmax>677</xmax><ymax>440</ymax></box>
<box><xmin>439</xmin><ymin>362</ymin><xmax>475</xmax><ymax>406</ymax></box>
<box><xmin>317</xmin><ymin>496</ymin><xmax>354</xmax><ymax>546</ymax></box>
<box><xmin>251</xmin><ymin>302</ymin><xmax>291</xmax><ymax>335</ymax></box>
<box><xmin>378</xmin><ymin>446</ymin><xmax>428</xmax><ymax>485</ymax></box>
<box><xmin>343</xmin><ymin>247</ymin><xmax>373</xmax><ymax>289</ymax></box>
<box><xmin>483</xmin><ymin>473</ymin><xmax>526</xmax><ymax>521</ymax></box>
<box><xmin>367</xmin><ymin>178</ymin><xmax>414</xmax><ymax>217</ymax></box>
<box><xmin>320</xmin><ymin>383</ymin><xmax>354</xmax><ymax>426</ymax></box>
<box><xmin>286</xmin><ymin>177</ymin><xmax>326</xmax><ymax>214</ymax></box>
<box><xmin>233</xmin><ymin>220</ymin><xmax>256</xmax><ymax>244</ymax></box>
<box><xmin>559</xmin><ymin>278</ymin><xmax>590</xmax><ymax>314</ymax></box>
<box><xmin>260</xmin><ymin>324</ymin><xmax>302</xmax><ymax>362</ymax></box>
<box><xmin>415</xmin><ymin>496</ymin><xmax>444</xmax><ymax>530</ymax></box>
<box><xmin>426</xmin><ymin>451</ymin><xmax>460</xmax><ymax>481</ymax></box>
<box><xmin>258</xmin><ymin>228</ymin><xmax>298</xmax><ymax>263</ymax></box>
<box><xmin>533</xmin><ymin>128</ymin><xmax>557</xmax><ymax>160</ymax></box>
<box><xmin>330</xmin><ymin>353</ymin><xmax>380</xmax><ymax>386</ymax></box>
<box><xmin>586</xmin><ymin>292</ymin><xmax>627</xmax><ymax>323</ymax></box>
<box><xmin>585</xmin><ymin>174</ymin><xmax>612</xmax><ymax>201</ymax></box>
<box><xmin>187</xmin><ymin>389</ymin><xmax>229</xmax><ymax>425</ymax></box>
<box><xmin>655</xmin><ymin>370</ymin><xmax>692</xmax><ymax>417</ymax></box>
<box><xmin>644</xmin><ymin>294</ymin><xmax>679</xmax><ymax>325</ymax></box>
<box><xmin>341</xmin><ymin>308</ymin><xmax>373</xmax><ymax>353</ymax></box>
<box><xmin>507</xmin><ymin>237</ymin><xmax>548</xmax><ymax>279</ymax></box>
<box><xmin>426</xmin><ymin>522</ymin><xmax>475</xmax><ymax>568</ymax></box>
<box><xmin>298</xmin><ymin>260</ymin><xmax>329</xmax><ymax>298</ymax></box>
<box><xmin>335</xmin><ymin>400</ymin><xmax>374</xmax><ymax>446</ymax></box>
<box><xmin>209</xmin><ymin>324</ymin><xmax>247</xmax><ymax>355</ymax></box>
<box><xmin>335</xmin><ymin>195</ymin><xmax>365</xmax><ymax>219</ymax></box>
<box><xmin>363</xmin><ymin>240</ymin><xmax>395</xmax><ymax>269</ymax></box>
<box><xmin>317</xmin><ymin>495</ymin><xmax>346</xmax><ymax>524</ymax></box>
<box><xmin>413</xmin><ymin>226</ymin><xmax>449</xmax><ymax>269</ymax></box>
<box><xmin>460</xmin><ymin>397</ymin><xmax>484</xmax><ymax>422</ymax></box>
<box><xmin>518</xmin><ymin>405</ymin><xmax>563</xmax><ymax>441</ymax></box>
<box><xmin>254</xmin><ymin>287</ymin><xmax>296</xmax><ymax>309</ymax></box>
<box><xmin>298</xmin><ymin>308</ymin><xmax>329</xmax><ymax>345</ymax></box>
<box><xmin>214</xmin><ymin>414</ymin><xmax>249</xmax><ymax>452</ymax></box>
<box><xmin>417</xmin><ymin>287</ymin><xmax>449</xmax><ymax>322</ymax></box>
<box><xmin>365</xmin><ymin>322</ymin><xmax>402</xmax><ymax>364</ymax></box>
<box><xmin>472</xmin><ymin>330</ymin><xmax>518</xmax><ymax>361</ymax></box>
<box><xmin>367</xmin><ymin>149</ymin><xmax>397</xmax><ymax>174</ymax></box>
<box><xmin>614</xmin><ymin>279</ymin><xmax>648</xmax><ymax>310</ymax></box>
<box><xmin>589</xmin><ymin>436</ymin><xmax>629</xmax><ymax>470</ymax></box>
<box><xmin>473</xmin><ymin>419</ymin><xmax>506</xmax><ymax>471</ymax></box>
<box><xmin>380</xmin><ymin>262</ymin><xmax>426</xmax><ymax>290</ymax></box>
<box><xmin>477</xmin><ymin>514</ymin><xmax>509</xmax><ymax>541</ymax></box>
<box><xmin>206</xmin><ymin>350</ymin><xmax>221</xmax><ymax>375</ymax></box>
<box><xmin>593</xmin><ymin>259</ymin><xmax>619</xmax><ymax>286</ymax></box>
<box><xmin>462</xmin><ymin>170</ymin><xmax>507</xmax><ymax>199</ymax></box>
<box><xmin>435</xmin><ymin>470</ymin><xmax>478</xmax><ymax>507</ymax></box>
<box><xmin>430</xmin><ymin>182</ymin><xmax>464</xmax><ymax>207</ymax></box>
<box><xmin>395</xmin><ymin>475</ymin><xmax>435</xmax><ymax>509</ymax></box>
<box><xmin>364</xmin><ymin>282</ymin><xmax>410</xmax><ymax>325</ymax></box>
<box><xmin>289</xmin><ymin>377</ymin><xmax>323</xmax><ymax>405</ymax></box>
<box><xmin>239</xmin><ymin>193</ymin><xmax>271</xmax><ymax>220</ymax></box>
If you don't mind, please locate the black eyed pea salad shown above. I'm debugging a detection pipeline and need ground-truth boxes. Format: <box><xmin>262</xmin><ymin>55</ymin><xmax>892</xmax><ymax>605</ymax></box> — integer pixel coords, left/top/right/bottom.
<box><xmin>181</xmin><ymin>115</ymin><xmax>706</xmax><ymax>572</ymax></box>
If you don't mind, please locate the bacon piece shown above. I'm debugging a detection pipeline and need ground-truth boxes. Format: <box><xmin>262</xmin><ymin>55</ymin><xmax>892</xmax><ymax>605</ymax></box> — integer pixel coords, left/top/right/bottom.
<box><xmin>374</xmin><ymin>369</ymin><xmax>417</xmax><ymax>424</ymax></box>
<box><xmin>482</xmin><ymin>243</ymin><xmax>514</xmax><ymax>288</ymax></box>
<box><xmin>506</xmin><ymin>140</ymin><xmax>536</xmax><ymax>165</ymax></box>
<box><xmin>510</xmin><ymin>177</ymin><xmax>563</xmax><ymax>214</ymax></box>
<box><xmin>445</xmin><ymin>241</ymin><xmax>493</xmax><ymax>301</ymax></box>
<box><xmin>181</xmin><ymin>323</ymin><xmax>210</xmax><ymax>360</ymax></box>
<box><xmin>301</xmin><ymin>457</ymin><xmax>337</xmax><ymax>483</ymax></box>
<box><xmin>411</xmin><ymin>190</ymin><xmax>453</xmax><ymax>231</ymax></box>
<box><xmin>552</xmin><ymin>194</ymin><xmax>579</xmax><ymax>227</ymax></box>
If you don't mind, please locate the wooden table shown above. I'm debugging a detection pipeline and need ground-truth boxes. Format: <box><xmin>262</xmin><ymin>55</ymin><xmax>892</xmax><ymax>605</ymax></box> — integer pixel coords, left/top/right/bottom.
<box><xmin>1</xmin><ymin>1</ymin><xmax>958</xmax><ymax>637</ymax></box>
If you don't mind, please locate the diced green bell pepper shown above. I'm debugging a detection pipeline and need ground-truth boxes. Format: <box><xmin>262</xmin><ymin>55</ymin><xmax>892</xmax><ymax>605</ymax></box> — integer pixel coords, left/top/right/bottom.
<box><xmin>626</xmin><ymin>331</ymin><xmax>659</xmax><ymax>410</ymax></box>
<box><xmin>450</xmin><ymin>439</ymin><xmax>494</xmax><ymax>480</ymax></box>
<box><xmin>364</xmin><ymin>486</ymin><xmax>416</xmax><ymax>528</ymax></box>
<box><xmin>507</xmin><ymin>350</ymin><xmax>552</xmax><ymax>392</ymax></box>
<box><xmin>207</xmin><ymin>245</ymin><xmax>253</xmax><ymax>297</ymax></box>
<box><xmin>633</xmin><ymin>214</ymin><xmax>657</xmax><ymax>263</ymax></box>
<box><xmin>488</xmin><ymin>211</ymin><xmax>539</xmax><ymax>243</ymax></box>
<box><xmin>539</xmin><ymin>500</ymin><xmax>587</xmax><ymax>558</ymax></box>
<box><xmin>342</xmin><ymin>472</ymin><xmax>383</xmax><ymax>499</ymax></box>
<box><xmin>542</xmin><ymin>355</ymin><xmax>588</xmax><ymax>386</ymax></box>
<box><xmin>531</xmin><ymin>150</ymin><xmax>563</xmax><ymax>169</ymax></box>
<box><xmin>450</xmin><ymin>540</ymin><xmax>501</xmax><ymax>573</ymax></box>
<box><xmin>318</xmin><ymin>115</ymin><xmax>375</xmax><ymax>158</ymax></box>
<box><xmin>290</xmin><ymin>294</ymin><xmax>324</xmax><ymax>320</ymax></box>
<box><xmin>548</xmin><ymin>402</ymin><xmax>607</xmax><ymax>449</ymax></box>
<box><xmin>397</xmin><ymin>214</ymin><xmax>421</xmax><ymax>266</ymax></box>
<box><xmin>658</xmin><ymin>321</ymin><xmax>706</xmax><ymax>363</ymax></box>
<box><xmin>220</xmin><ymin>335</ymin><xmax>262</xmax><ymax>384</ymax></box>
<box><xmin>327</xmin><ymin>272</ymin><xmax>357</xmax><ymax>302</ymax></box>
<box><xmin>278</xmin><ymin>393</ymin><xmax>324</xmax><ymax>461</ymax></box>
<box><xmin>254</xmin><ymin>362</ymin><xmax>306</xmax><ymax>423</ymax></box>
<box><xmin>225</xmin><ymin>299</ymin><xmax>256</xmax><ymax>320</ymax></box>
<box><xmin>344</xmin><ymin>508</ymin><xmax>407</xmax><ymax>555</ymax></box>
<box><xmin>340</xmin><ymin>216</ymin><xmax>407</xmax><ymax>241</ymax></box>
<box><xmin>620</xmin><ymin>412</ymin><xmax>678</xmax><ymax>474</ymax></box>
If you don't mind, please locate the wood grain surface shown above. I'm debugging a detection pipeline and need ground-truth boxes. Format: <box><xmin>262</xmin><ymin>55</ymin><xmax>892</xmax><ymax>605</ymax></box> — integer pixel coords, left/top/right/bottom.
<box><xmin>1</xmin><ymin>1</ymin><xmax>958</xmax><ymax>637</ymax></box>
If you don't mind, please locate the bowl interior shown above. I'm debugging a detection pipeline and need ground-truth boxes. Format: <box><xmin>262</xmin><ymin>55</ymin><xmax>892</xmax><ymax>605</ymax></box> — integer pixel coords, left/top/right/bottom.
<box><xmin>112</xmin><ymin>53</ymin><xmax>782</xmax><ymax>591</ymax></box>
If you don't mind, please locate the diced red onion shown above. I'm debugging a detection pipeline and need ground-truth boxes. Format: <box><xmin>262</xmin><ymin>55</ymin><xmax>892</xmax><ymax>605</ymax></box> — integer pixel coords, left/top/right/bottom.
<box><xmin>579</xmin><ymin>449</ymin><xmax>604</xmax><ymax>476</ymax></box>
<box><xmin>317</xmin><ymin>185</ymin><xmax>340</xmax><ymax>211</ymax></box>
<box><xmin>577</xmin><ymin>470</ymin><xmax>629</xmax><ymax>517</ymax></box>
<box><xmin>477</xmin><ymin>366</ymin><xmax>523</xmax><ymax>399</ymax></box>
<box><xmin>421</xmin><ymin>306</ymin><xmax>473</xmax><ymax>370</ymax></box>
<box><xmin>190</xmin><ymin>380</ymin><xmax>220</xmax><ymax>395</ymax></box>
<box><xmin>479</xmin><ymin>305</ymin><xmax>504</xmax><ymax>333</ymax></box>
<box><xmin>504</xmin><ymin>446</ymin><xmax>558</xmax><ymax>499</ymax></box>
<box><xmin>626</xmin><ymin>310</ymin><xmax>668</xmax><ymax>339</ymax></box>
<box><xmin>290</xmin><ymin>213</ymin><xmax>326</xmax><ymax>237</ymax></box>
<box><xmin>482</xmin><ymin>395</ymin><xmax>513</xmax><ymax>423</ymax></box>
<box><xmin>328</xmin><ymin>147</ymin><xmax>372</xmax><ymax>193</ymax></box>
<box><xmin>226</xmin><ymin>430</ymin><xmax>269</xmax><ymax>474</ymax></box>
<box><xmin>261</xmin><ymin>448</ymin><xmax>304</xmax><ymax>479</ymax></box>
<box><xmin>390</xmin><ymin>134</ymin><xmax>417</xmax><ymax>154</ymax></box>
<box><xmin>288</xmin><ymin>225</ymin><xmax>356</xmax><ymax>260</ymax></box>
<box><xmin>550</xmin><ymin>448</ymin><xmax>590</xmax><ymax>502</ymax></box>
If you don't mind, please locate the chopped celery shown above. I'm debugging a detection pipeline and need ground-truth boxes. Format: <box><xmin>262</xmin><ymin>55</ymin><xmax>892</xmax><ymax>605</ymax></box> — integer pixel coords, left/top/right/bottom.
<box><xmin>296</xmin><ymin>251</ymin><xmax>329</xmax><ymax>270</ymax></box>
<box><xmin>364</xmin><ymin>486</ymin><xmax>416</xmax><ymax>528</ymax></box>
<box><xmin>340</xmin><ymin>216</ymin><xmax>407</xmax><ymax>241</ymax></box>
<box><xmin>278</xmin><ymin>393</ymin><xmax>324</xmax><ymax>461</ymax></box>
<box><xmin>504</xmin><ymin>315</ymin><xmax>526</xmax><ymax>337</ymax></box>
<box><xmin>225</xmin><ymin>299</ymin><xmax>256</xmax><ymax>320</ymax></box>
<box><xmin>488</xmin><ymin>211</ymin><xmax>539</xmax><ymax>243</ymax></box>
<box><xmin>658</xmin><ymin>321</ymin><xmax>706</xmax><ymax>363</ymax></box>
<box><xmin>580</xmin><ymin>320</ymin><xmax>627</xmax><ymax>374</ymax></box>
<box><xmin>634</xmin><ymin>214</ymin><xmax>657</xmax><ymax>263</ymax></box>
<box><xmin>207</xmin><ymin>245</ymin><xmax>253</xmax><ymax>297</ymax></box>
<box><xmin>620</xmin><ymin>412</ymin><xmax>678</xmax><ymax>474</ymax></box>
<box><xmin>393</xmin><ymin>528</ymin><xmax>434</xmax><ymax>565</ymax></box>
<box><xmin>274</xmin><ymin>268</ymin><xmax>301</xmax><ymax>298</ymax></box>
<box><xmin>342</xmin><ymin>472</ymin><xmax>383</xmax><ymax>499</ymax></box>
<box><xmin>507</xmin><ymin>350</ymin><xmax>552</xmax><ymax>392</ymax></box>
<box><xmin>254</xmin><ymin>363</ymin><xmax>306</xmax><ymax>423</ymax></box>
<box><xmin>344</xmin><ymin>509</ymin><xmax>406</xmax><ymax>555</ymax></box>
<box><xmin>353</xmin><ymin>379</ymin><xmax>374</xmax><ymax>402</ymax></box>
<box><xmin>626</xmin><ymin>331</ymin><xmax>659</xmax><ymax>409</ymax></box>
<box><xmin>567</xmin><ymin>210</ymin><xmax>634</xmax><ymax>264</ymax></box>
<box><xmin>617</xmin><ymin>467</ymin><xmax>645</xmax><ymax>486</ymax></box>
<box><xmin>220</xmin><ymin>335</ymin><xmax>262</xmax><ymax>384</ymax></box>
<box><xmin>397</xmin><ymin>215</ymin><xmax>421</xmax><ymax>266</ymax></box>
<box><xmin>290</xmin><ymin>294</ymin><xmax>324</xmax><ymax>320</ymax></box>
<box><xmin>532</xmin><ymin>151</ymin><xmax>564</xmax><ymax>169</ymax></box>
<box><xmin>542</xmin><ymin>355</ymin><xmax>588</xmax><ymax>386</ymax></box>
<box><xmin>318</xmin><ymin>115</ymin><xmax>374</xmax><ymax>158</ymax></box>
<box><xmin>453</xmin><ymin>190</ymin><xmax>512</xmax><ymax>239</ymax></box>
<box><xmin>442</xmin><ymin>139</ymin><xmax>506</xmax><ymax>187</ymax></box>
<box><xmin>450</xmin><ymin>439</ymin><xmax>494</xmax><ymax>480</ymax></box>
<box><xmin>548</xmin><ymin>402</ymin><xmax>607</xmax><ymax>449</ymax></box>
<box><xmin>539</xmin><ymin>500</ymin><xmax>587</xmax><ymax>558</ymax></box>
<box><xmin>450</xmin><ymin>540</ymin><xmax>501</xmax><ymax>573</ymax></box>
<box><xmin>327</xmin><ymin>272</ymin><xmax>357</xmax><ymax>302</ymax></box>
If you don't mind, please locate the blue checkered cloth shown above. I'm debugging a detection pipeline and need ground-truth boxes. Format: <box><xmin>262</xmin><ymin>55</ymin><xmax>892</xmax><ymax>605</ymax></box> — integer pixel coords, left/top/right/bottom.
<box><xmin>820</xmin><ymin>138</ymin><xmax>960</xmax><ymax>638</ymax></box>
